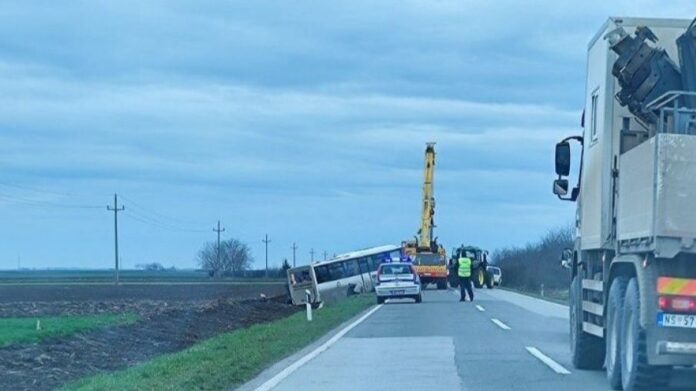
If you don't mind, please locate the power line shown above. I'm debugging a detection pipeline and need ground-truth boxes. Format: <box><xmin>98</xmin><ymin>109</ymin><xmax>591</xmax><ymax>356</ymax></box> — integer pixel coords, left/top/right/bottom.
<box><xmin>0</xmin><ymin>192</ymin><xmax>102</xmax><ymax>209</ymax></box>
<box><xmin>117</xmin><ymin>194</ymin><xmax>209</xmax><ymax>233</ymax></box>
<box><xmin>0</xmin><ymin>181</ymin><xmax>77</xmax><ymax>197</ymax></box>
<box><xmin>123</xmin><ymin>209</ymin><xmax>209</xmax><ymax>233</ymax></box>
<box><xmin>119</xmin><ymin>195</ymin><xmax>205</xmax><ymax>226</ymax></box>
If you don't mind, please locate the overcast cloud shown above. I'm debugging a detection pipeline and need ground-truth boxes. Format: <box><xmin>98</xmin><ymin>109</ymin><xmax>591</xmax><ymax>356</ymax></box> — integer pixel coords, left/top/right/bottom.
<box><xmin>1</xmin><ymin>1</ymin><xmax>694</xmax><ymax>269</ymax></box>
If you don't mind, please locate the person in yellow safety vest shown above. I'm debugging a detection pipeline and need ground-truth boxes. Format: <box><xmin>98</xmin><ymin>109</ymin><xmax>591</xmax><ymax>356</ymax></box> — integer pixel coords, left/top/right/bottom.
<box><xmin>458</xmin><ymin>255</ymin><xmax>474</xmax><ymax>302</ymax></box>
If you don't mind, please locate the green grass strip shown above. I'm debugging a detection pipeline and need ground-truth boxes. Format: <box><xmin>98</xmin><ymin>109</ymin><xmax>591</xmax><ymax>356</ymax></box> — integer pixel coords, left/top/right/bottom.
<box><xmin>0</xmin><ymin>313</ymin><xmax>139</xmax><ymax>347</ymax></box>
<box><xmin>63</xmin><ymin>295</ymin><xmax>375</xmax><ymax>391</ymax></box>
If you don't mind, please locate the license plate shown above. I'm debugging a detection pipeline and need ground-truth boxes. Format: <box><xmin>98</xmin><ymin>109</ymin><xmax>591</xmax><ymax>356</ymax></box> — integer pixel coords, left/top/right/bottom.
<box><xmin>391</xmin><ymin>290</ymin><xmax>405</xmax><ymax>295</ymax></box>
<box><xmin>658</xmin><ymin>313</ymin><xmax>696</xmax><ymax>329</ymax></box>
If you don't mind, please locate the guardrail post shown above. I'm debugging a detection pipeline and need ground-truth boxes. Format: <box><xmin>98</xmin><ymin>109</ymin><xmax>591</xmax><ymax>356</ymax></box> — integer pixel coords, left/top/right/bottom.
<box><xmin>305</xmin><ymin>289</ymin><xmax>313</xmax><ymax>322</ymax></box>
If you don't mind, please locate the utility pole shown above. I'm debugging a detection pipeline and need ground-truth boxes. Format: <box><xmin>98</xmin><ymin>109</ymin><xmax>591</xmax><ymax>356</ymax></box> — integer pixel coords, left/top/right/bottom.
<box><xmin>107</xmin><ymin>193</ymin><xmax>125</xmax><ymax>285</ymax></box>
<box><xmin>262</xmin><ymin>234</ymin><xmax>271</xmax><ymax>278</ymax></box>
<box><xmin>213</xmin><ymin>220</ymin><xmax>225</xmax><ymax>270</ymax></box>
<box><xmin>323</xmin><ymin>250</ymin><xmax>328</xmax><ymax>260</ymax></box>
<box><xmin>310</xmin><ymin>248</ymin><xmax>315</xmax><ymax>262</ymax></box>
<box><xmin>291</xmin><ymin>242</ymin><xmax>298</xmax><ymax>267</ymax></box>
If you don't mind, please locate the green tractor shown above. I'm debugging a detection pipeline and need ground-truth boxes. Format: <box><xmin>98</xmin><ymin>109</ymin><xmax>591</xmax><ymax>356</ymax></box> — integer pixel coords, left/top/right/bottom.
<box><xmin>448</xmin><ymin>245</ymin><xmax>494</xmax><ymax>289</ymax></box>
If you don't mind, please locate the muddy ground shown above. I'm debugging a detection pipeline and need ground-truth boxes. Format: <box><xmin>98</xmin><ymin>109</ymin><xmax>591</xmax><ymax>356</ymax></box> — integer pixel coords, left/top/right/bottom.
<box><xmin>0</xmin><ymin>296</ymin><xmax>298</xmax><ymax>391</ymax></box>
<box><xmin>0</xmin><ymin>282</ymin><xmax>286</xmax><ymax>303</ymax></box>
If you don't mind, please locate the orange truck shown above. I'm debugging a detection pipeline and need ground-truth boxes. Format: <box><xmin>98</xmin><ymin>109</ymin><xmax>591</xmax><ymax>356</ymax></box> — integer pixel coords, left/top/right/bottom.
<box><xmin>403</xmin><ymin>242</ymin><xmax>448</xmax><ymax>290</ymax></box>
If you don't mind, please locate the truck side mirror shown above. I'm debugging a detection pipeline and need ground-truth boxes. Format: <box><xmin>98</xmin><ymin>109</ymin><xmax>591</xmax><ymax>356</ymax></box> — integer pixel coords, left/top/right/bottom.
<box><xmin>555</xmin><ymin>141</ymin><xmax>571</xmax><ymax>176</ymax></box>
<box><xmin>553</xmin><ymin>179</ymin><xmax>569</xmax><ymax>196</ymax></box>
<box><xmin>560</xmin><ymin>248</ymin><xmax>573</xmax><ymax>269</ymax></box>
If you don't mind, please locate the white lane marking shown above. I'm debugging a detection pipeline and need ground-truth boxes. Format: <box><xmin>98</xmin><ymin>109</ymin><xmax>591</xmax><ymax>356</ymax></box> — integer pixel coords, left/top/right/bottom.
<box><xmin>525</xmin><ymin>346</ymin><xmax>571</xmax><ymax>375</ymax></box>
<box><xmin>491</xmin><ymin>318</ymin><xmax>511</xmax><ymax>330</ymax></box>
<box><xmin>475</xmin><ymin>305</ymin><xmax>485</xmax><ymax>312</ymax></box>
<box><xmin>254</xmin><ymin>304</ymin><xmax>383</xmax><ymax>391</ymax></box>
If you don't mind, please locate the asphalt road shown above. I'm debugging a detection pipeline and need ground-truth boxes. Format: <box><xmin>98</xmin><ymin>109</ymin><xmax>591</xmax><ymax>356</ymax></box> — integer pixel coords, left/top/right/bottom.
<box><xmin>242</xmin><ymin>288</ymin><xmax>696</xmax><ymax>391</ymax></box>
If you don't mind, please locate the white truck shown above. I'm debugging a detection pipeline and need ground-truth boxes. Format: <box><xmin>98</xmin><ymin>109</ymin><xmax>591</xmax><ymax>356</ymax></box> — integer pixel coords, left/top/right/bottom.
<box><xmin>553</xmin><ymin>17</ymin><xmax>696</xmax><ymax>390</ymax></box>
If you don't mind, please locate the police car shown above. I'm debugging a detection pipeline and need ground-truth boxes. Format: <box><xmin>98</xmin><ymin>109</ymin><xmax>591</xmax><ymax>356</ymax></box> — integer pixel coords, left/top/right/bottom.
<box><xmin>374</xmin><ymin>262</ymin><xmax>422</xmax><ymax>304</ymax></box>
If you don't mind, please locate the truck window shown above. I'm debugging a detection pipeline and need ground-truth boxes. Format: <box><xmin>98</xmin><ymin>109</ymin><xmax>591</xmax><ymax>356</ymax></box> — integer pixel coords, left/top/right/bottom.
<box><xmin>590</xmin><ymin>89</ymin><xmax>599</xmax><ymax>141</ymax></box>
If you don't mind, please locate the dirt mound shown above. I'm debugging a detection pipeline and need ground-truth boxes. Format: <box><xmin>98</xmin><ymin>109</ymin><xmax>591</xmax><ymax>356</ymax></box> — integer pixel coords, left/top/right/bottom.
<box><xmin>0</xmin><ymin>298</ymin><xmax>298</xmax><ymax>391</ymax></box>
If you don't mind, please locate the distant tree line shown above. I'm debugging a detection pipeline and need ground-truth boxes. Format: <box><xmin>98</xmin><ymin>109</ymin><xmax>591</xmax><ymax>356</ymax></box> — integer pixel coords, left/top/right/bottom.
<box><xmin>492</xmin><ymin>225</ymin><xmax>573</xmax><ymax>292</ymax></box>
<box><xmin>135</xmin><ymin>262</ymin><xmax>170</xmax><ymax>271</ymax></box>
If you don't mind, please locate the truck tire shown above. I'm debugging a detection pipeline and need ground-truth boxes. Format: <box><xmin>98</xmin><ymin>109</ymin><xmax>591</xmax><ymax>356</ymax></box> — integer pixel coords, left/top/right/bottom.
<box><xmin>570</xmin><ymin>275</ymin><xmax>604</xmax><ymax>369</ymax></box>
<box><xmin>606</xmin><ymin>276</ymin><xmax>628</xmax><ymax>390</ymax></box>
<box><xmin>473</xmin><ymin>268</ymin><xmax>484</xmax><ymax>288</ymax></box>
<box><xmin>437</xmin><ymin>280</ymin><xmax>447</xmax><ymax>290</ymax></box>
<box><xmin>415</xmin><ymin>293</ymin><xmax>422</xmax><ymax>303</ymax></box>
<box><xmin>620</xmin><ymin>278</ymin><xmax>671</xmax><ymax>391</ymax></box>
<box><xmin>485</xmin><ymin>271</ymin><xmax>494</xmax><ymax>289</ymax></box>
<box><xmin>377</xmin><ymin>296</ymin><xmax>385</xmax><ymax>305</ymax></box>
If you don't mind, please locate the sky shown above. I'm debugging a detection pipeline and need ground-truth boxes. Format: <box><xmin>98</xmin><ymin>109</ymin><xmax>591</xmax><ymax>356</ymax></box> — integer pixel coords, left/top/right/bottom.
<box><xmin>0</xmin><ymin>1</ymin><xmax>694</xmax><ymax>270</ymax></box>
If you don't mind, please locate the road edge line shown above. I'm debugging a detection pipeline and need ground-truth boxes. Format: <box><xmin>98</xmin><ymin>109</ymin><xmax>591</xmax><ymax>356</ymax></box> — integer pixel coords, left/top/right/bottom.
<box><xmin>254</xmin><ymin>304</ymin><xmax>383</xmax><ymax>391</ymax></box>
<box><xmin>525</xmin><ymin>346</ymin><xmax>571</xmax><ymax>375</ymax></box>
<box><xmin>475</xmin><ymin>305</ymin><xmax>485</xmax><ymax>312</ymax></box>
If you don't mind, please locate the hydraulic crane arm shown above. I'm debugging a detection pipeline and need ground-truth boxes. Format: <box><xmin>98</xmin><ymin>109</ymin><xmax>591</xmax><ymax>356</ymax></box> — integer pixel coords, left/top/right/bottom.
<box><xmin>417</xmin><ymin>143</ymin><xmax>436</xmax><ymax>251</ymax></box>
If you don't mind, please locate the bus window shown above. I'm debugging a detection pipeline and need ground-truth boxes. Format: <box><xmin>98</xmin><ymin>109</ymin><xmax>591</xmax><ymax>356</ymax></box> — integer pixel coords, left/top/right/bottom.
<box><xmin>358</xmin><ymin>258</ymin><xmax>369</xmax><ymax>273</ymax></box>
<box><xmin>343</xmin><ymin>260</ymin><xmax>358</xmax><ymax>277</ymax></box>
<box><xmin>328</xmin><ymin>262</ymin><xmax>344</xmax><ymax>280</ymax></box>
<box><xmin>367</xmin><ymin>256</ymin><xmax>380</xmax><ymax>271</ymax></box>
<box><xmin>315</xmin><ymin>265</ymin><xmax>330</xmax><ymax>284</ymax></box>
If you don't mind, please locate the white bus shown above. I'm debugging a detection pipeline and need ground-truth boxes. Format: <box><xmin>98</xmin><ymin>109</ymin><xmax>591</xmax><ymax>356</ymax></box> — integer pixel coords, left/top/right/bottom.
<box><xmin>286</xmin><ymin>244</ymin><xmax>404</xmax><ymax>305</ymax></box>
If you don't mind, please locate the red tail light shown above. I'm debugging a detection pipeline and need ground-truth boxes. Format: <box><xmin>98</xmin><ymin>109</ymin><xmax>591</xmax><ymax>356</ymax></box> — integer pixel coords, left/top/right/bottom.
<box><xmin>659</xmin><ymin>296</ymin><xmax>669</xmax><ymax>310</ymax></box>
<box><xmin>659</xmin><ymin>295</ymin><xmax>696</xmax><ymax>313</ymax></box>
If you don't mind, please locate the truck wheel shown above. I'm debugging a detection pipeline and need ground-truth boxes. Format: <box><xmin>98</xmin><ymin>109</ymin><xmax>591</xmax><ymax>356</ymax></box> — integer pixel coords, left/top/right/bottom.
<box><xmin>620</xmin><ymin>278</ymin><xmax>671</xmax><ymax>391</ymax></box>
<box><xmin>437</xmin><ymin>280</ymin><xmax>447</xmax><ymax>290</ymax></box>
<box><xmin>377</xmin><ymin>296</ymin><xmax>385</xmax><ymax>304</ymax></box>
<box><xmin>473</xmin><ymin>269</ymin><xmax>484</xmax><ymax>288</ymax></box>
<box><xmin>606</xmin><ymin>276</ymin><xmax>628</xmax><ymax>390</ymax></box>
<box><xmin>570</xmin><ymin>276</ymin><xmax>604</xmax><ymax>369</ymax></box>
<box><xmin>415</xmin><ymin>294</ymin><xmax>422</xmax><ymax>303</ymax></box>
<box><xmin>485</xmin><ymin>271</ymin><xmax>494</xmax><ymax>289</ymax></box>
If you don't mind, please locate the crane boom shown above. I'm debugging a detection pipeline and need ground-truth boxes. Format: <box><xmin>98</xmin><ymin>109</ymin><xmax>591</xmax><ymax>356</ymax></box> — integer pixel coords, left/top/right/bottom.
<box><xmin>403</xmin><ymin>142</ymin><xmax>447</xmax><ymax>290</ymax></box>
<box><xmin>418</xmin><ymin>142</ymin><xmax>436</xmax><ymax>250</ymax></box>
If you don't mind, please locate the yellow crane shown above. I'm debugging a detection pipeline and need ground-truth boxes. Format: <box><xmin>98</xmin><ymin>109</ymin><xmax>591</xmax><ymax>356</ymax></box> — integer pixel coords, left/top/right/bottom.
<box><xmin>418</xmin><ymin>142</ymin><xmax>436</xmax><ymax>251</ymax></box>
<box><xmin>403</xmin><ymin>143</ymin><xmax>448</xmax><ymax>290</ymax></box>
